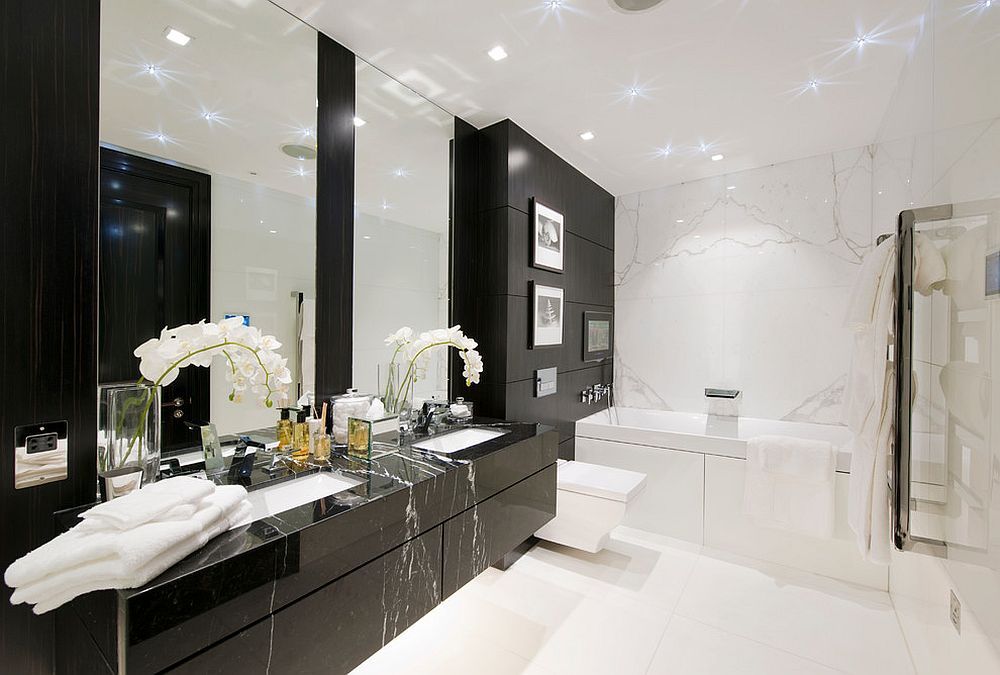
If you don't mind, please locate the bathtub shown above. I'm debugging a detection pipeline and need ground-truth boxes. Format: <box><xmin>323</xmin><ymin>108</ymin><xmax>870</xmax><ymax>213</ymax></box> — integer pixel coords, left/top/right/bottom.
<box><xmin>576</xmin><ymin>407</ymin><xmax>855</xmax><ymax>473</ymax></box>
<box><xmin>574</xmin><ymin>406</ymin><xmax>885</xmax><ymax>589</ymax></box>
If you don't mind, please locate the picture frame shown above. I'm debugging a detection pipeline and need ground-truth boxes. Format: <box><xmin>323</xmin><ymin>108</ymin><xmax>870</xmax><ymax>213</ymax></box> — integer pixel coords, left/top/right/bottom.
<box><xmin>531</xmin><ymin>199</ymin><xmax>564</xmax><ymax>273</ymax></box>
<box><xmin>530</xmin><ymin>282</ymin><xmax>564</xmax><ymax>348</ymax></box>
<box><xmin>583</xmin><ymin>311</ymin><xmax>613</xmax><ymax>362</ymax></box>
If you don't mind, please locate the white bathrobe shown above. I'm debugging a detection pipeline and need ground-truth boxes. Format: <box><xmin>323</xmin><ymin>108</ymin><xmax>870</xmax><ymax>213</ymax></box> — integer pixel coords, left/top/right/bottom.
<box><xmin>843</xmin><ymin>237</ymin><xmax>897</xmax><ymax>564</ymax></box>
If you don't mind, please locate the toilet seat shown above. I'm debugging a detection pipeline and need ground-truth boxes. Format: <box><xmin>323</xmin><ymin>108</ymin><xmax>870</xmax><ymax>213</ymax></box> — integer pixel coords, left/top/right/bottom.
<box><xmin>556</xmin><ymin>459</ymin><xmax>646</xmax><ymax>502</ymax></box>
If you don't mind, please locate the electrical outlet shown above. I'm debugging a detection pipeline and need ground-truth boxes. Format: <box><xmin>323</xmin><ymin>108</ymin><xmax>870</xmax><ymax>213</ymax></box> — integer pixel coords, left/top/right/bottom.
<box><xmin>26</xmin><ymin>432</ymin><xmax>59</xmax><ymax>454</ymax></box>
<box><xmin>950</xmin><ymin>589</ymin><xmax>961</xmax><ymax>634</ymax></box>
<box><xmin>13</xmin><ymin>420</ymin><xmax>68</xmax><ymax>489</ymax></box>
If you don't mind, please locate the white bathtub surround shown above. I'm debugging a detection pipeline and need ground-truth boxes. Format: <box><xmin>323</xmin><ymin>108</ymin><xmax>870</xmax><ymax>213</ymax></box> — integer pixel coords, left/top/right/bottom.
<box><xmin>843</xmin><ymin>237</ymin><xmax>897</xmax><ymax>565</ymax></box>
<box><xmin>743</xmin><ymin>435</ymin><xmax>836</xmax><ymax>538</ymax></box>
<box><xmin>577</xmin><ymin>408</ymin><xmax>887</xmax><ymax>589</ymax></box>
<box><xmin>615</xmin><ymin>147</ymin><xmax>874</xmax><ymax>424</ymax></box>
<box><xmin>5</xmin><ymin>480</ymin><xmax>251</xmax><ymax>614</ymax></box>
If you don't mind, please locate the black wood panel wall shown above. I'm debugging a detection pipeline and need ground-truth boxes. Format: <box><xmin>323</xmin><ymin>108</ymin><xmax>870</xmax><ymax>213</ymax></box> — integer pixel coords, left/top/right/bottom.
<box><xmin>453</xmin><ymin>119</ymin><xmax>614</xmax><ymax>459</ymax></box>
<box><xmin>315</xmin><ymin>34</ymin><xmax>356</xmax><ymax>400</ymax></box>
<box><xmin>0</xmin><ymin>0</ymin><xmax>101</xmax><ymax>672</ymax></box>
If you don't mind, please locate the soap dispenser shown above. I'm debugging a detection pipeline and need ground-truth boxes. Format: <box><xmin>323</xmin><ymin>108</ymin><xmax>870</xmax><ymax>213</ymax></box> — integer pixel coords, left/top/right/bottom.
<box><xmin>292</xmin><ymin>408</ymin><xmax>310</xmax><ymax>461</ymax></box>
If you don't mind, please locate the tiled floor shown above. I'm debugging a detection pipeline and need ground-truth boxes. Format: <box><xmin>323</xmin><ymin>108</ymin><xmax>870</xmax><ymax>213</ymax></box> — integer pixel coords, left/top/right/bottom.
<box><xmin>351</xmin><ymin>527</ymin><xmax>916</xmax><ymax>675</ymax></box>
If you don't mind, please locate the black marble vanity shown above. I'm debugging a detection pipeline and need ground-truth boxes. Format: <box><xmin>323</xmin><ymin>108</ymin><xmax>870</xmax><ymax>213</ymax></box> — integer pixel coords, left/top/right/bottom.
<box><xmin>55</xmin><ymin>422</ymin><xmax>557</xmax><ymax>674</ymax></box>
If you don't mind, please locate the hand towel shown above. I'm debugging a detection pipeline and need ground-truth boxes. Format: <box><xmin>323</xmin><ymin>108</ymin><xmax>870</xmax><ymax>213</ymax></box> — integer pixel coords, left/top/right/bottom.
<box><xmin>79</xmin><ymin>475</ymin><xmax>215</xmax><ymax>530</ymax></box>
<box><xmin>743</xmin><ymin>435</ymin><xmax>836</xmax><ymax>538</ymax></box>
<box><xmin>73</xmin><ymin>502</ymin><xmax>199</xmax><ymax>533</ymax></box>
<box><xmin>20</xmin><ymin>499</ymin><xmax>252</xmax><ymax>615</ymax></box>
<box><xmin>4</xmin><ymin>484</ymin><xmax>244</xmax><ymax>589</ymax></box>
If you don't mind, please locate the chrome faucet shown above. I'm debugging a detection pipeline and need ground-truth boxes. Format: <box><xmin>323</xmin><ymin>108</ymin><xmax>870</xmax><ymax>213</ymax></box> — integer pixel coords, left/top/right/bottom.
<box><xmin>415</xmin><ymin>401</ymin><xmax>450</xmax><ymax>434</ymax></box>
<box><xmin>581</xmin><ymin>383</ymin><xmax>612</xmax><ymax>404</ymax></box>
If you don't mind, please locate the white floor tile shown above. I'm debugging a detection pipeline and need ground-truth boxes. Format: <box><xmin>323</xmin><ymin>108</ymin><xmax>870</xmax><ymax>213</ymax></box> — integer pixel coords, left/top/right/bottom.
<box><xmin>674</xmin><ymin>550</ymin><xmax>914</xmax><ymax>675</ymax></box>
<box><xmin>514</xmin><ymin>528</ymin><xmax>699</xmax><ymax>610</ymax></box>
<box><xmin>455</xmin><ymin>565</ymin><xmax>674</xmax><ymax>675</ymax></box>
<box><xmin>647</xmin><ymin>615</ymin><xmax>842</xmax><ymax>674</ymax></box>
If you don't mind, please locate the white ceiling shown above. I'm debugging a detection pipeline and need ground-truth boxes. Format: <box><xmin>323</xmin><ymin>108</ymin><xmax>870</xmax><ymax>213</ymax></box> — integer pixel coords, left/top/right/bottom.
<box><xmin>274</xmin><ymin>0</ymin><xmax>929</xmax><ymax>196</ymax></box>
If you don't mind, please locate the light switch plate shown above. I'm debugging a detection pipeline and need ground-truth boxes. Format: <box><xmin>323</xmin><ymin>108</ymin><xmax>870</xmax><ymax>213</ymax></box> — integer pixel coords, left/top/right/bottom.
<box><xmin>536</xmin><ymin>367</ymin><xmax>557</xmax><ymax>398</ymax></box>
<box><xmin>14</xmin><ymin>420</ymin><xmax>68</xmax><ymax>489</ymax></box>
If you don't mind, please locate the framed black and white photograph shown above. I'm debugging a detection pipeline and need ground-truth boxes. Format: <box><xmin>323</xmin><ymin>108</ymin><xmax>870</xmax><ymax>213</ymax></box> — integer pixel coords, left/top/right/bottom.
<box><xmin>583</xmin><ymin>311</ymin><xmax>613</xmax><ymax>362</ymax></box>
<box><xmin>531</xmin><ymin>199</ymin><xmax>564</xmax><ymax>273</ymax></box>
<box><xmin>531</xmin><ymin>283</ymin><xmax>564</xmax><ymax>348</ymax></box>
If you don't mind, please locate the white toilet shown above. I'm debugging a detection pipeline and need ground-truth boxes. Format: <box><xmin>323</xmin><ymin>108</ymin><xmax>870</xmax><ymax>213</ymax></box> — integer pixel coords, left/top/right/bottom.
<box><xmin>535</xmin><ymin>459</ymin><xmax>647</xmax><ymax>553</ymax></box>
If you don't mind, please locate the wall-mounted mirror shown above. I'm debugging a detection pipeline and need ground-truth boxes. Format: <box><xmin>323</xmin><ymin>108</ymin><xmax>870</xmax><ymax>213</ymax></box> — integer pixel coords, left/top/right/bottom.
<box><xmin>353</xmin><ymin>59</ymin><xmax>454</xmax><ymax>403</ymax></box>
<box><xmin>99</xmin><ymin>0</ymin><xmax>317</xmax><ymax>456</ymax></box>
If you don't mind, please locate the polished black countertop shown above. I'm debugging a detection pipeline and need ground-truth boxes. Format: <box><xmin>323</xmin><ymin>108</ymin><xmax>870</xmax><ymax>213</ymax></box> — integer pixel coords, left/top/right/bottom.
<box><xmin>62</xmin><ymin>420</ymin><xmax>558</xmax><ymax>673</ymax></box>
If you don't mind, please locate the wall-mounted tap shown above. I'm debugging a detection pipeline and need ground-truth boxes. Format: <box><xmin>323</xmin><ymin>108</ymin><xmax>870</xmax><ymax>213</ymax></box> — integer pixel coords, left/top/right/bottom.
<box><xmin>581</xmin><ymin>383</ymin><xmax>613</xmax><ymax>404</ymax></box>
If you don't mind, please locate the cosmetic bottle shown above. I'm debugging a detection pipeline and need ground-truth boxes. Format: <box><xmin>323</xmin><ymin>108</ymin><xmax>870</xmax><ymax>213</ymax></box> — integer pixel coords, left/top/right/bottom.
<box><xmin>292</xmin><ymin>408</ymin><xmax>310</xmax><ymax>461</ymax></box>
<box><xmin>276</xmin><ymin>408</ymin><xmax>293</xmax><ymax>451</ymax></box>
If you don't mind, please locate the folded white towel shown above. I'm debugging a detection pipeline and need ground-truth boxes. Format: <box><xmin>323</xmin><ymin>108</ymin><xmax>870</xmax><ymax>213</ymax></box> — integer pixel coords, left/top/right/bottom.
<box><xmin>20</xmin><ymin>499</ymin><xmax>253</xmax><ymax>615</ymax></box>
<box><xmin>743</xmin><ymin>435</ymin><xmax>836</xmax><ymax>538</ymax></box>
<box><xmin>5</xmin><ymin>485</ymin><xmax>245</xmax><ymax>589</ymax></box>
<box><xmin>79</xmin><ymin>476</ymin><xmax>214</xmax><ymax>531</ymax></box>
<box><xmin>73</xmin><ymin>502</ymin><xmax>199</xmax><ymax>533</ymax></box>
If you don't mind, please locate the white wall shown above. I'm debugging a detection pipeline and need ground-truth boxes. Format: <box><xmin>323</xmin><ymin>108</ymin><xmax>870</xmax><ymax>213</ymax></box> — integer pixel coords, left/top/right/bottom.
<box><xmin>873</xmin><ymin>1</ymin><xmax>1000</xmax><ymax>672</ymax></box>
<box><xmin>615</xmin><ymin>147</ymin><xmax>874</xmax><ymax>423</ymax></box>
<box><xmin>209</xmin><ymin>174</ymin><xmax>315</xmax><ymax>435</ymax></box>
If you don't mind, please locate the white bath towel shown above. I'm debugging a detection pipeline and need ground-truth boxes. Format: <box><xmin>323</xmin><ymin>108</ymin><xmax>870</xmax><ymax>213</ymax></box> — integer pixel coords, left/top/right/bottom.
<box><xmin>5</xmin><ymin>485</ymin><xmax>246</xmax><ymax>590</ymax></box>
<box><xmin>74</xmin><ymin>502</ymin><xmax>199</xmax><ymax>533</ymax></box>
<box><xmin>79</xmin><ymin>475</ymin><xmax>215</xmax><ymax>531</ymax></box>
<box><xmin>743</xmin><ymin>436</ymin><xmax>836</xmax><ymax>538</ymax></box>
<box><xmin>843</xmin><ymin>237</ymin><xmax>898</xmax><ymax>565</ymax></box>
<box><xmin>19</xmin><ymin>500</ymin><xmax>253</xmax><ymax>615</ymax></box>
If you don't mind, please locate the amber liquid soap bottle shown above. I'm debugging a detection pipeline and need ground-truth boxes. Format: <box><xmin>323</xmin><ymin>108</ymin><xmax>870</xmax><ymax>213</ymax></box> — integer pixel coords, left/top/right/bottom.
<box><xmin>276</xmin><ymin>408</ymin><xmax>293</xmax><ymax>452</ymax></box>
<box><xmin>292</xmin><ymin>408</ymin><xmax>310</xmax><ymax>461</ymax></box>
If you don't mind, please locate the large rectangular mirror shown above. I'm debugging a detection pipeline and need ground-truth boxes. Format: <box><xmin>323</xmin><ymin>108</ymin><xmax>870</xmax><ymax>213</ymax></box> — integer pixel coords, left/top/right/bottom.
<box><xmin>353</xmin><ymin>59</ymin><xmax>454</xmax><ymax>404</ymax></box>
<box><xmin>99</xmin><ymin>0</ymin><xmax>317</xmax><ymax>456</ymax></box>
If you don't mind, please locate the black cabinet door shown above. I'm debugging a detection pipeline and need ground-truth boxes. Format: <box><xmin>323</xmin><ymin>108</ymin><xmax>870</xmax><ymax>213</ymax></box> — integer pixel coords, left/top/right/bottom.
<box><xmin>99</xmin><ymin>148</ymin><xmax>210</xmax><ymax>451</ymax></box>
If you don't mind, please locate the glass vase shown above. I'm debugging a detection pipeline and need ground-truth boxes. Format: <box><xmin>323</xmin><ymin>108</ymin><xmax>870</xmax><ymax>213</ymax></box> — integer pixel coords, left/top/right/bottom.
<box><xmin>379</xmin><ymin>362</ymin><xmax>415</xmax><ymax>436</ymax></box>
<box><xmin>104</xmin><ymin>384</ymin><xmax>161</xmax><ymax>490</ymax></box>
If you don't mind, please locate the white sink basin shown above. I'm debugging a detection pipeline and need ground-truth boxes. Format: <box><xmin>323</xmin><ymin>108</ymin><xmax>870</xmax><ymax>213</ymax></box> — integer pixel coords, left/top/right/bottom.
<box><xmin>411</xmin><ymin>427</ymin><xmax>508</xmax><ymax>454</ymax></box>
<box><xmin>247</xmin><ymin>472</ymin><xmax>363</xmax><ymax>521</ymax></box>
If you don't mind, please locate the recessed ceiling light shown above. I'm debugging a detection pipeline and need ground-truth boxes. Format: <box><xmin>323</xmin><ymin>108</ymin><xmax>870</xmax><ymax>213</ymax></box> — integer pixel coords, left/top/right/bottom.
<box><xmin>546</xmin><ymin>0</ymin><xmax>564</xmax><ymax>8</ymax></box>
<box><xmin>154</xmin><ymin>133</ymin><xmax>168</xmax><ymax>143</ymax></box>
<box><xmin>675</xmin><ymin>219</ymin><xmax>684</xmax><ymax>223</ymax></box>
<box><xmin>984</xmin><ymin>0</ymin><xmax>993</xmax><ymax>7</ymax></box>
<box><xmin>579</xmin><ymin>131</ymin><xmax>595</xmax><ymax>141</ymax></box>
<box><xmin>144</xmin><ymin>64</ymin><xmax>159</xmax><ymax>75</ymax></box>
<box><xmin>202</xmin><ymin>111</ymin><xmax>218</xmax><ymax>121</ymax></box>
<box><xmin>855</xmin><ymin>35</ymin><xmax>868</xmax><ymax>47</ymax></box>
<box><xmin>381</xmin><ymin>199</ymin><xmax>391</xmax><ymax>210</ymax></box>
<box><xmin>699</xmin><ymin>143</ymin><xmax>708</xmax><ymax>153</ymax></box>
<box><xmin>727</xmin><ymin>185</ymin><xmax>736</xmax><ymax>190</ymax></box>
<box><xmin>711</xmin><ymin>154</ymin><xmax>724</xmax><ymax>161</ymax></box>
<box><xmin>363</xmin><ymin>235</ymin><xmax>372</xmax><ymax>240</ymax></box>
<box><xmin>164</xmin><ymin>27</ymin><xmax>192</xmax><ymax>46</ymax></box>
<box><xmin>658</xmin><ymin>146</ymin><xmax>672</xmax><ymax>157</ymax></box>
<box><xmin>808</xmin><ymin>79</ymin><xmax>819</xmax><ymax>90</ymax></box>
<box><xmin>627</xmin><ymin>87</ymin><xmax>640</xmax><ymax>98</ymax></box>
<box><xmin>269</xmin><ymin>229</ymin><xmax>277</xmax><ymax>234</ymax></box>
<box><xmin>352</xmin><ymin>116</ymin><xmax>366</xmax><ymax>127</ymax></box>
<box><xmin>487</xmin><ymin>45</ymin><xmax>508</xmax><ymax>61</ymax></box>
<box><xmin>393</xmin><ymin>168</ymin><xmax>408</xmax><ymax>177</ymax></box>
